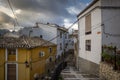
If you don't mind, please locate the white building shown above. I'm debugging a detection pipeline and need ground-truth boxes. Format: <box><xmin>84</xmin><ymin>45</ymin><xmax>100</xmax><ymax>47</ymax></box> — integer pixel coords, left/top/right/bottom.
<box><xmin>68</xmin><ymin>30</ymin><xmax>78</xmax><ymax>52</ymax></box>
<box><xmin>19</xmin><ymin>23</ymin><xmax>69</xmax><ymax>58</ymax></box>
<box><xmin>77</xmin><ymin>0</ymin><xmax>120</xmax><ymax>75</ymax></box>
<box><xmin>69</xmin><ymin>30</ymin><xmax>79</xmax><ymax>67</ymax></box>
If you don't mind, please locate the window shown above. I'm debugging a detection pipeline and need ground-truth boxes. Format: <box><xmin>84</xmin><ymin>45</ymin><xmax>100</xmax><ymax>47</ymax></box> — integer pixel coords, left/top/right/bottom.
<box><xmin>7</xmin><ymin>48</ymin><xmax>16</xmax><ymax>61</ymax></box>
<box><xmin>86</xmin><ymin>40</ymin><xmax>91</xmax><ymax>51</ymax></box>
<box><xmin>49</xmin><ymin>57</ymin><xmax>52</xmax><ymax>62</ymax></box>
<box><xmin>85</xmin><ymin>13</ymin><xmax>91</xmax><ymax>34</ymax></box>
<box><xmin>60</xmin><ymin>32</ymin><xmax>62</xmax><ymax>38</ymax></box>
<box><xmin>60</xmin><ymin>43</ymin><xmax>62</xmax><ymax>50</ymax></box>
<box><xmin>7</xmin><ymin>64</ymin><xmax>17</xmax><ymax>80</ymax></box>
<box><xmin>40</xmin><ymin>35</ymin><xmax>43</xmax><ymax>38</ymax></box>
<box><xmin>71</xmin><ymin>41</ymin><xmax>74</xmax><ymax>46</ymax></box>
<box><xmin>39</xmin><ymin>51</ymin><xmax>45</xmax><ymax>57</ymax></box>
<box><xmin>65</xmin><ymin>34</ymin><xmax>67</xmax><ymax>39</ymax></box>
<box><xmin>65</xmin><ymin>43</ymin><xmax>68</xmax><ymax>48</ymax></box>
<box><xmin>49</xmin><ymin>47</ymin><xmax>52</xmax><ymax>53</ymax></box>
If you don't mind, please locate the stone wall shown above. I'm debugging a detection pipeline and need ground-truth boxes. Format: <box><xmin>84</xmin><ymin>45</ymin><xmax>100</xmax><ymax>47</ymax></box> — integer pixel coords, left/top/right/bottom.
<box><xmin>100</xmin><ymin>62</ymin><xmax>120</xmax><ymax>80</ymax></box>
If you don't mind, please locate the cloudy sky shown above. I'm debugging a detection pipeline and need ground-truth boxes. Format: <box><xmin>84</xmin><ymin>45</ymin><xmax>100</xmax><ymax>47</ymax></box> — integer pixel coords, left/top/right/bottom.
<box><xmin>0</xmin><ymin>0</ymin><xmax>92</xmax><ymax>31</ymax></box>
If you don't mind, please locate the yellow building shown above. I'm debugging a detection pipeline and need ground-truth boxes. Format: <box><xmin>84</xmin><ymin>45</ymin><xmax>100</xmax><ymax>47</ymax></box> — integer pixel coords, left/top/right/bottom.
<box><xmin>0</xmin><ymin>37</ymin><xmax>56</xmax><ymax>80</ymax></box>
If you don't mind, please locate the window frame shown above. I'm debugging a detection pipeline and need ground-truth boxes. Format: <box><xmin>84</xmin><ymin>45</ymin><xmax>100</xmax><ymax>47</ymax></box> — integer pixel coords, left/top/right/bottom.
<box><xmin>85</xmin><ymin>40</ymin><xmax>91</xmax><ymax>51</ymax></box>
<box><xmin>40</xmin><ymin>35</ymin><xmax>43</xmax><ymax>38</ymax></box>
<box><xmin>6</xmin><ymin>48</ymin><xmax>18</xmax><ymax>61</ymax></box>
<box><xmin>39</xmin><ymin>51</ymin><xmax>45</xmax><ymax>57</ymax></box>
<box><xmin>49</xmin><ymin>47</ymin><xmax>52</xmax><ymax>53</ymax></box>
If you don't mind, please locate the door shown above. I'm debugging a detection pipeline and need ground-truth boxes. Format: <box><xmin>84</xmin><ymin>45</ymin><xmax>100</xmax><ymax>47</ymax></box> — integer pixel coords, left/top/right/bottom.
<box><xmin>7</xmin><ymin>64</ymin><xmax>16</xmax><ymax>80</ymax></box>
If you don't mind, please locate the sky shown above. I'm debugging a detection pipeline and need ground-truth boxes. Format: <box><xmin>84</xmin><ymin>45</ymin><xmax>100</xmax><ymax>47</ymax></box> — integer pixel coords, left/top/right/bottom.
<box><xmin>0</xmin><ymin>0</ymin><xmax>92</xmax><ymax>31</ymax></box>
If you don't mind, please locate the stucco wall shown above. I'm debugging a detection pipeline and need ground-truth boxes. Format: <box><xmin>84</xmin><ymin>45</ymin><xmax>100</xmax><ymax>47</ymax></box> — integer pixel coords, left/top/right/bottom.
<box><xmin>18</xmin><ymin>49</ymin><xmax>30</xmax><ymax>80</ymax></box>
<box><xmin>0</xmin><ymin>49</ymin><xmax>5</xmax><ymax>80</ymax></box>
<box><xmin>0</xmin><ymin>46</ymin><xmax>56</xmax><ymax>80</ymax></box>
<box><xmin>19</xmin><ymin>24</ymin><xmax>66</xmax><ymax>59</ymax></box>
<box><xmin>78</xmin><ymin>4</ymin><xmax>102</xmax><ymax>64</ymax></box>
<box><xmin>101</xmin><ymin>0</ymin><xmax>120</xmax><ymax>49</ymax></box>
<box><xmin>101</xmin><ymin>0</ymin><xmax>120</xmax><ymax>7</ymax></box>
<box><xmin>30</xmin><ymin>46</ymin><xmax>56</xmax><ymax>80</ymax></box>
<box><xmin>78</xmin><ymin>57</ymin><xmax>99</xmax><ymax>75</ymax></box>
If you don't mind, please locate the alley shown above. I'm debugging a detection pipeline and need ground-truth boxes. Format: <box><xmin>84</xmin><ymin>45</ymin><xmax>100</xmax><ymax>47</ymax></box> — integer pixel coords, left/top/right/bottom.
<box><xmin>61</xmin><ymin>54</ymin><xmax>100</xmax><ymax>80</ymax></box>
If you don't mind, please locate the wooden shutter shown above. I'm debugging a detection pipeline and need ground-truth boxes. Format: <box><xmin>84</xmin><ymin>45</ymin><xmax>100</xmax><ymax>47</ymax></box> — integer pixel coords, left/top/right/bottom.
<box><xmin>7</xmin><ymin>64</ymin><xmax>16</xmax><ymax>80</ymax></box>
<box><xmin>85</xmin><ymin>14</ymin><xmax>91</xmax><ymax>34</ymax></box>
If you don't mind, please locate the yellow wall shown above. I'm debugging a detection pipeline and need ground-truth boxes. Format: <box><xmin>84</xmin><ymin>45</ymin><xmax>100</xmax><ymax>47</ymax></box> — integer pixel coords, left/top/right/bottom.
<box><xmin>18</xmin><ymin>48</ymin><xmax>30</xmax><ymax>80</ymax></box>
<box><xmin>0</xmin><ymin>45</ymin><xmax>56</xmax><ymax>80</ymax></box>
<box><xmin>30</xmin><ymin>46</ymin><xmax>56</xmax><ymax>80</ymax></box>
<box><xmin>0</xmin><ymin>48</ymin><xmax>5</xmax><ymax>80</ymax></box>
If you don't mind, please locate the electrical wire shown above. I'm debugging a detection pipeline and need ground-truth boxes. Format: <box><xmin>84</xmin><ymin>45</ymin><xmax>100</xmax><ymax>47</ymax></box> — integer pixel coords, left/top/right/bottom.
<box><xmin>79</xmin><ymin>12</ymin><xmax>120</xmax><ymax>37</ymax></box>
<box><xmin>1</xmin><ymin>0</ymin><xmax>120</xmax><ymax>65</ymax></box>
<box><xmin>0</xmin><ymin>15</ymin><xmax>119</xmax><ymax>66</ymax></box>
<box><xmin>21</xmin><ymin>12</ymin><xmax>120</xmax><ymax>62</ymax></box>
<box><xmin>7</xmin><ymin>0</ymin><xmax>20</xmax><ymax>28</ymax></box>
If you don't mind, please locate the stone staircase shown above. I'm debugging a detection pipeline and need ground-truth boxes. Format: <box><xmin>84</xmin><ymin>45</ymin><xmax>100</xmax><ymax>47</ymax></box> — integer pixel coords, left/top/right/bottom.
<box><xmin>61</xmin><ymin>54</ymin><xmax>100</xmax><ymax>80</ymax></box>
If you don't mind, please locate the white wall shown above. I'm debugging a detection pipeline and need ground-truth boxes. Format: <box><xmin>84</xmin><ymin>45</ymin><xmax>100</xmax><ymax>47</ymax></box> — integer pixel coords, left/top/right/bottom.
<box><xmin>38</xmin><ymin>24</ymin><xmax>57</xmax><ymax>44</ymax></box>
<box><xmin>57</xmin><ymin>30</ymin><xmax>63</xmax><ymax>57</ymax></box>
<box><xmin>64</xmin><ymin>33</ymin><xmax>69</xmax><ymax>52</ymax></box>
<box><xmin>101</xmin><ymin>0</ymin><xmax>120</xmax><ymax>49</ymax></box>
<box><xmin>56</xmin><ymin>30</ymin><xmax>69</xmax><ymax>57</ymax></box>
<box><xmin>19</xmin><ymin>24</ymin><xmax>69</xmax><ymax>58</ymax></box>
<box><xmin>68</xmin><ymin>37</ymin><xmax>74</xmax><ymax>50</ymax></box>
<box><xmin>19</xmin><ymin>24</ymin><xmax>57</xmax><ymax>44</ymax></box>
<box><xmin>78</xmin><ymin>1</ymin><xmax>102</xmax><ymax>64</ymax></box>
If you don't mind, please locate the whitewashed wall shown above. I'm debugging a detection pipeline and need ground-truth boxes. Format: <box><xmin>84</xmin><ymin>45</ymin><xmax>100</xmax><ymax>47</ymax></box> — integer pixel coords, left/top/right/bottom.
<box><xmin>19</xmin><ymin>24</ymin><xmax>57</xmax><ymax>44</ymax></box>
<box><xmin>38</xmin><ymin>24</ymin><xmax>57</xmax><ymax>44</ymax></box>
<box><xmin>64</xmin><ymin>33</ymin><xmax>69</xmax><ymax>52</ymax></box>
<box><xmin>78</xmin><ymin>1</ymin><xmax>102</xmax><ymax>64</ymax></box>
<box><xmin>68</xmin><ymin>37</ymin><xmax>74</xmax><ymax>50</ymax></box>
<box><xmin>19</xmin><ymin>24</ymin><xmax>68</xmax><ymax>58</ymax></box>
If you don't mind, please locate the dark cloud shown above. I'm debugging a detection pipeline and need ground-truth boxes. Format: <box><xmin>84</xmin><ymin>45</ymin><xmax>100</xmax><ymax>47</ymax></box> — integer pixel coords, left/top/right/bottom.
<box><xmin>0</xmin><ymin>11</ymin><xmax>14</xmax><ymax>24</ymax></box>
<box><xmin>0</xmin><ymin>0</ymin><xmax>91</xmax><ymax>30</ymax></box>
<box><xmin>11</xmin><ymin>0</ymin><xmax>71</xmax><ymax>17</ymax></box>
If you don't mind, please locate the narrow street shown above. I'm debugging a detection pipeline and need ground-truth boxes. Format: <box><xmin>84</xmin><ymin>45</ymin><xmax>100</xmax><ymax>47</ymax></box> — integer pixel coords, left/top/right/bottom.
<box><xmin>61</xmin><ymin>54</ymin><xmax>100</xmax><ymax>80</ymax></box>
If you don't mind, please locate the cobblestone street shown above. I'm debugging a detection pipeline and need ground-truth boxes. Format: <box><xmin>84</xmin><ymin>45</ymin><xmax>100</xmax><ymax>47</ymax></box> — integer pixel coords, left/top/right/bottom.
<box><xmin>61</xmin><ymin>54</ymin><xmax>100</xmax><ymax>80</ymax></box>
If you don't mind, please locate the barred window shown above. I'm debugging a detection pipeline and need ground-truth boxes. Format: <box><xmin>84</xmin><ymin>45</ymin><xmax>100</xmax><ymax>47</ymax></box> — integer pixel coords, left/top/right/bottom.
<box><xmin>86</xmin><ymin>40</ymin><xmax>91</xmax><ymax>51</ymax></box>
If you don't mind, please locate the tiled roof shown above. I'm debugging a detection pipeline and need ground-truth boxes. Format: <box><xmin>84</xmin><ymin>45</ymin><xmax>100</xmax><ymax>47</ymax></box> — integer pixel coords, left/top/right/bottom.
<box><xmin>0</xmin><ymin>37</ymin><xmax>56</xmax><ymax>48</ymax></box>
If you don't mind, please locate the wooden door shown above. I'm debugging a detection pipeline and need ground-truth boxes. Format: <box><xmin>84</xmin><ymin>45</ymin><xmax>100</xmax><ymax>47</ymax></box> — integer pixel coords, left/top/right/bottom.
<box><xmin>7</xmin><ymin>64</ymin><xmax>16</xmax><ymax>80</ymax></box>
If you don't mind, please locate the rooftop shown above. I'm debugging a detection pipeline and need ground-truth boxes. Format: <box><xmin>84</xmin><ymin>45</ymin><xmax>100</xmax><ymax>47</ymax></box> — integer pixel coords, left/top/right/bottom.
<box><xmin>0</xmin><ymin>37</ymin><xmax>56</xmax><ymax>48</ymax></box>
<box><xmin>35</xmin><ymin>22</ymin><xmax>68</xmax><ymax>32</ymax></box>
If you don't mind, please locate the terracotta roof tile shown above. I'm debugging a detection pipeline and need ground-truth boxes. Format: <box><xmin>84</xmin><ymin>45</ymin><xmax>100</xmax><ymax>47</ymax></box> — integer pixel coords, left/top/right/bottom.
<box><xmin>0</xmin><ymin>37</ymin><xmax>56</xmax><ymax>48</ymax></box>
